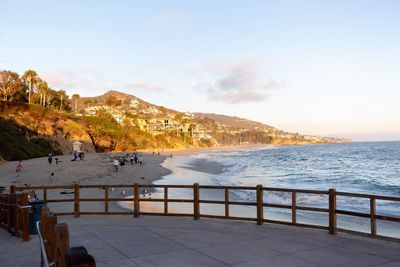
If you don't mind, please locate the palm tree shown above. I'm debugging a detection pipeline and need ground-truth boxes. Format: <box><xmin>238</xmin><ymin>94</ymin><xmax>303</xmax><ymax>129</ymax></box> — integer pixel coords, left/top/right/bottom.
<box><xmin>71</xmin><ymin>94</ymin><xmax>80</xmax><ymax>114</ymax></box>
<box><xmin>58</xmin><ymin>89</ymin><xmax>67</xmax><ymax>111</ymax></box>
<box><xmin>37</xmin><ymin>80</ymin><xmax>48</xmax><ymax>106</ymax></box>
<box><xmin>22</xmin><ymin>70</ymin><xmax>39</xmax><ymax>104</ymax></box>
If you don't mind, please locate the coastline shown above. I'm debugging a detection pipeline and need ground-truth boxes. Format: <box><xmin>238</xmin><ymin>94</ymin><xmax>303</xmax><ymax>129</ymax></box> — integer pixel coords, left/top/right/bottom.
<box><xmin>0</xmin><ymin>143</ymin><xmax>264</xmax><ymax>189</ymax></box>
<box><xmin>2</xmin><ymin>144</ymin><xmax>400</xmax><ymax>239</ymax></box>
<box><xmin>0</xmin><ymin>152</ymin><xmax>171</xmax><ymax>189</ymax></box>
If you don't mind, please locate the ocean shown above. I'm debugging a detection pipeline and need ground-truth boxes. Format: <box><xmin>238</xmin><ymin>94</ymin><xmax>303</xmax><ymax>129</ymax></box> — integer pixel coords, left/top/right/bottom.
<box><xmin>154</xmin><ymin>142</ymin><xmax>400</xmax><ymax>237</ymax></box>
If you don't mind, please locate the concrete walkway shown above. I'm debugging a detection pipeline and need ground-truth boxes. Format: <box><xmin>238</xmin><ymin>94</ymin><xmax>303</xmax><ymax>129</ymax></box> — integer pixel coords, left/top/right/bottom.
<box><xmin>1</xmin><ymin>216</ymin><xmax>400</xmax><ymax>267</ymax></box>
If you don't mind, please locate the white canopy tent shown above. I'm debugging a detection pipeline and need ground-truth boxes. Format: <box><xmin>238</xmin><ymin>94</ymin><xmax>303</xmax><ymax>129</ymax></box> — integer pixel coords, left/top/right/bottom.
<box><xmin>72</xmin><ymin>141</ymin><xmax>83</xmax><ymax>152</ymax></box>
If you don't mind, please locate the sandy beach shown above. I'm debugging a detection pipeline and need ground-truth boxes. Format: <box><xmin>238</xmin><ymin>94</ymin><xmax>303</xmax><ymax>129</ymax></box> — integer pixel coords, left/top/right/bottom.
<box><xmin>0</xmin><ymin>149</ymin><xmax>228</xmax><ymax>214</ymax></box>
<box><xmin>0</xmin><ymin>152</ymin><xmax>176</xmax><ymax>213</ymax></box>
<box><xmin>0</xmin><ymin>152</ymin><xmax>172</xmax><ymax>188</ymax></box>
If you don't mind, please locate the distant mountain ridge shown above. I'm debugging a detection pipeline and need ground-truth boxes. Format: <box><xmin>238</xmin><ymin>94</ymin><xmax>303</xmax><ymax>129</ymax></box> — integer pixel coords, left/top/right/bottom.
<box><xmin>78</xmin><ymin>90</ymin><xmax>273</xmax><ymax>131</ymax></box>
<box><xmin>0</xmin><ymin>90</ymin><xmax>349</xmax><ymax>160</ymax></box>
<box><xmin>195</xmin><ymin>113</ymin><xmax>275</xmax><ymax>131</ymax></box>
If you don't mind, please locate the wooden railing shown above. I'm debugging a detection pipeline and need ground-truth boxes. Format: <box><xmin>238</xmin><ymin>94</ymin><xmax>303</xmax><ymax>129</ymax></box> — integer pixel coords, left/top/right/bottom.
<box><xmin>10</xmin><ymin>184</ymin><xmax>400</xmax><ymax>242</ymax></box>
<box><xmin>38</xmin><ymin>206</ymin><xmax>95</xmax><ymax>266</ymax></box>
<box><xmin>0</xmin><ymin>188</ymin><xmax>30</xmax><ymax>241</ymax></box>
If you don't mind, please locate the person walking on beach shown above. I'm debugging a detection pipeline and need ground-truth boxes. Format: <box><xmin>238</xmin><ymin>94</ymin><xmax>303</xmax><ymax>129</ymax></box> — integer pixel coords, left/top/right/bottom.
<box><xmin>72</xmin><ymin>151</ymin><xmax>78</xmax><ymax>161</ymax></box>
<box><xmin>113</xmin><ymin>158</ymin><xmax>119</xmax><ymax>172</ymax></box>
<box><xmin>134</xmin><ymin>154</ymin><xmax>138</xmax><ymax>165</ymax></box>
<box><xmin>139</xmin><ymin>154</ymin><xmax>143</xmax><ymax>165</ymax></box>
<box><xmin>16</xmin><ymin>161</ymin><xmax>23</xmax><ymax>172</ymax></box>
<box><xmin>130</xmin><ymin>154</ymin><xmax>134</xmax><ymax>165</ymax></box>
<box><xmin>48</xmin><ymin>153</ymin><xmax>53</xmax><ymax>164</ymax></box>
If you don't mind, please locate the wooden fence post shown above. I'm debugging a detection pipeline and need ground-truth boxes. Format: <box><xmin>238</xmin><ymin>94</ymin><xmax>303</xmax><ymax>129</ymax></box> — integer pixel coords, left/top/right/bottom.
<box><xmin>74</xmin><ymin>184</ymin><xmax>80</xmax><ymax>218</ymax></box>
<box><xmin>104</xmin><ymin>186</ymin><xmax>109</xmax><ymax>214</ymax></box>
<box><xmin>134</xmin><ymin>183</ymin><xmax>140</xmax><ymax>218</ymax></box>
<box><xmin>8</xmin><ymin>185</ymin><xmax>16</xmax><ymax>233</ymax></box>
<box><xmin>256</xmin><ymin>185</ymin><xmax>264</xmax><ymax>225</ymax></box>
<box><xmin>43</xmin><ymin>188</ymin><xmax>48</xmax><ymax>202</ymax></box>
<box><xmin>10</xmin><ymin>185</ymin><xmax>16</xmax><ymax>195</ymax></box>
<box><xmin>164</xmin><ymin>186</ymin><xmax>168</xmax><ymax>214</ymax></box>
<box><xmin>40</xmin><ymin>207</ymin><xmax>50</xmax><ymax>266</ymax></box>
<box><xmin>292</xmin><ymin>191</ymin><xmax>297</xmax><ymax>224</ymax></box>
<box><xmin>15</xmin><ymin>194</ymin><xmax>21</xmax><ymax>237</ymax></box>
<box><xmin>193</xmin><ymin>183</ymin><xmax>200</xmax><ymax>220</ymax></box>
<box><xmin>224</xmin><ymin>188</ymin><xmax>229</xmax><ymax>218</ymax></box>
<box><xmin>370</xmin><ymin>197</ymin><xmax>377</xmax><ymax>236</ymax></box>
<box><xmin>328</xmin><ymin>188</ymin><xmax>337</xmax><ymax>235</ymax></box>
<box><xmin>21</xmin><ymin>192</ymin><xmax>30</xmax><ymax>242</ymax></box>
<box><xmin>54</xmin><ymin>223</ymin><xmax>70</xmax><ymax>267</ymax></box>
<box><xmin>47</xmin><ymin>213</ymin><xmax>58</xmax><ymax>265</ymax></box>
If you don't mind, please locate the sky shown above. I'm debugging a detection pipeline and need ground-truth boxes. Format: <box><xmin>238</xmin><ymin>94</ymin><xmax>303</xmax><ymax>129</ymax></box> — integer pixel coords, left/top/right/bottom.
<box><xmin>1</xmin><ymin>0</ymin><xmax>400</xmax><ymax>141</ymax></box>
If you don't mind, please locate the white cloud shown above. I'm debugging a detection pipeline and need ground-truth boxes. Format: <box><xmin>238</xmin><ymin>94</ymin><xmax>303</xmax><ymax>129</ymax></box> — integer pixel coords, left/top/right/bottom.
<box><xmin>211</xmin><ymin>91</ymin><xmax>269</xmax><ymax>103</ymax></box>
<box><xmin>43</xmin><ymin>68</ymin><xmax>165</xmax><ymax>97</ymax></box>
<box><xmin>193</xmin><ymin>59</ymin><xmax>282</xmax><ymax>104</ymax></box>
<box><xmin>42</xmin><ymin>68</ymin><xmax>109</xmax><ymax>91</ymax></box>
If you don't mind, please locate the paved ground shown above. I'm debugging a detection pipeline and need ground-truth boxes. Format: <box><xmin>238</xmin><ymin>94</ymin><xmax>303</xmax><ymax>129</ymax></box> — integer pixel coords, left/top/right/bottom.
<box><xmin>1</xmin><ymin>216</ymin><xmax>400</xmax><ymax>267</ymax></box>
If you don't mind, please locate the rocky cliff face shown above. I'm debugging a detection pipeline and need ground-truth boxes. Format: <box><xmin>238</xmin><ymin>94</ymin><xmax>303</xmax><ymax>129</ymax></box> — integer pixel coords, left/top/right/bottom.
<box><xmin>0</xmin><ymin>102</ymin><xmax>95</xmax><ymax>160</ymax></box>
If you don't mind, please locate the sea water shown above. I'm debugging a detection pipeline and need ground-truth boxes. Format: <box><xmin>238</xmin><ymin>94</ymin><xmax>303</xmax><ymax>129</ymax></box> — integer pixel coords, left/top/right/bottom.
<box><xmin>154</xmin><ymin>142</ymin><xmax>400</xmax><ymax>237</ymax></box>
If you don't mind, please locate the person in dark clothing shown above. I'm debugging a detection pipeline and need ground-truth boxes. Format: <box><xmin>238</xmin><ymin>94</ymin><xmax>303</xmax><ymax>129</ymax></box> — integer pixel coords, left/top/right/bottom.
<box><xmin>72</xmin><ymin>151</ymin><xmax>78</xmax><ymax>161</ymax></box>
<box><xmin>134</xmin><ymin>154</ymin><xmax>138</xmax><ymax>164</ymax></box>
<box><xmin>48</xmin><ymin>153</ymin><xmax>53</xmax><ymax>164</ymax></box>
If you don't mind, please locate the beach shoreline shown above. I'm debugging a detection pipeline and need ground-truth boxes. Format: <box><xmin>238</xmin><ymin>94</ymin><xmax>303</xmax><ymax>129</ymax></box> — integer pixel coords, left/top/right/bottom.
<box><xmin>0</xmin><ymin>152</ymin><xmax>171</xmax><ymax>189</ymax></box>
<box><xmin>0</xmin><ymin>144</ymin><xmax>273</xmax><ymax>193</ymax></box>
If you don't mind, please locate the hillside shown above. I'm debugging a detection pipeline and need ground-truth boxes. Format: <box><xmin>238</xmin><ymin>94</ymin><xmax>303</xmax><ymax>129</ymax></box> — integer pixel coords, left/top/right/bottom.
<box><xmin>0</xmin><ymin>102</ymin><xmax>95</xmax><ymax>160</ymax></box>
<box><xmin>73</xmin><ymin>91</ymin><xmax>348</xmax><ymax>146</ymax></box>
<box><xmin>76</xmin><ymin>90</ymin><xmax>179</xmax><ymax>116</ymax></box>
<box><xmin>195</xmin><ymin>113</ymin><xmax>275</xmax><ymax>131</ymax></box>
<box><xmin>0</xmin><ymin>91</ymin><xmax>349</xmax><ymax>161</ymax></box>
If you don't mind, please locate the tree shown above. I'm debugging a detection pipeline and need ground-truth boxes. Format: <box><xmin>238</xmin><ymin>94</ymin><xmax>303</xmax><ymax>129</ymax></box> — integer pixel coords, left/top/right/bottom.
<box><xmin>58</xmin><ymin>90</ymin><xmax>67</xmax><ymax>110</ymax></box>
<box><xmin>71</xmin><ymin>94</ymin><xmax>80</xmax><ymax>114</ymax></box>
<box><xmin>174</xmin><ymin>113</ymin><xmax>183</xmax><ymax>122</ymax></box>
<box><xmin>0</xmin><ymin>70</ymin><xmax>23</xmax><ymax>101</ymax></box>
<box><xmin>84</xmin><ymin>99</ymin><xmax>92</xmax><ymax>108</ymax></box>
<box><xmin>105</xmin><ymin>95</ymin><xmax>121</xmax><ymax>111</ymax></box>
<box><xmin>159</xmin><ymin>106</ymin><xmax>167</xmax><ymax>114</ymax></box>
<box><xmin>37</xmin><ymin>80</ymin><xmax>48</xmax><ymax>106</ymax></box>
<box><xmin>22</xmin><ymin>70</ymin><xmax>39</xmax><ymax>104</ymax></box>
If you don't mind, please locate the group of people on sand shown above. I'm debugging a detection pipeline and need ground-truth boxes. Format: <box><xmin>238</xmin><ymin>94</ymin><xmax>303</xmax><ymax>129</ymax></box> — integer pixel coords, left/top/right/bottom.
<box><xmin>113</xmin><ymin>153</ymin><xmax>143</xmax><ymax>172</ymax></box>
<box><xmin>71</xmin><ymin>151</ymin><xmax>85</xmax><ymax>162</ymax></box>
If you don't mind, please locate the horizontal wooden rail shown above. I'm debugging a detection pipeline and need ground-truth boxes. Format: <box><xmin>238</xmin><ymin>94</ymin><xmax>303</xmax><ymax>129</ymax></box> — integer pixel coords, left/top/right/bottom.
<box><xmin>336</xmin><ymin>209</ymin><xmax>372</xmax><ymax>218</ymax></box>
<box><xmin>336</xmin><ymin>191</ymin><xmax>400</xmax><ymax>201</ymax></box>
<box><xmin>17</xmin><ymin>185</ymin><xmax>74</xmax><ymax>190</ymax></box>
<box><xmin>199</xmin><ymin>185</ymin><xmax>256</xmax><ymax>190</ymax></box>
<box><xmin>46</xmin><ymin>199</ymin><xmax>74</xmax><ymax>203</ymax></box>
<box><xmin>8</xmin><ymin>183</ymin><xmax>400</xmax><ymax>243</ymax></box>
<box><xmin>296</xmin><ymin>206</ymin><xmax>329</xmax><ymax>213</ymax></box>
<box><xmin>375</xmin><ymin>214</ymin><xmax>400</xmax><ymax>223</ymax></box>
<box><xmin>263</xmin><ymin>187</ymin><xmax>329</xmax><ymax>194</ymax></box>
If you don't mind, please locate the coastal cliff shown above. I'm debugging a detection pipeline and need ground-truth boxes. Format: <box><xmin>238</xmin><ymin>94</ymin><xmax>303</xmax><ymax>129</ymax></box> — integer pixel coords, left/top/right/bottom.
<box><xmin>0</xmin><ymin>91</ymin><xmax>349</xmax><ymax>161</ymax></box>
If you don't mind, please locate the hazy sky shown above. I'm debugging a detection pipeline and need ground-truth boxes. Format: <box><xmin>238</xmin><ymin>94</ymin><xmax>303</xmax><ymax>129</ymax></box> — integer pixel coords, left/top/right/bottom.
<box><xmin>1</xmin><ymin>1</ymin><xmax>400</xmax><ymax>141</ymax></box>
